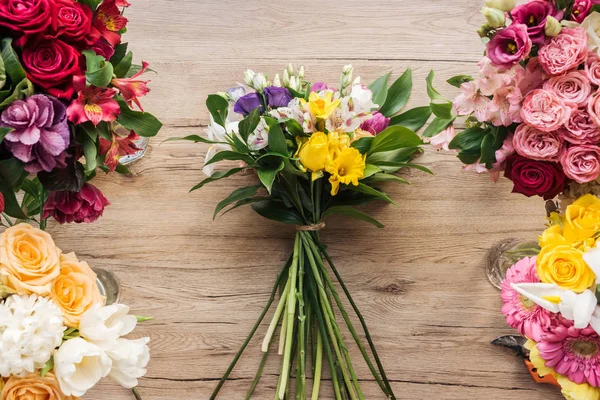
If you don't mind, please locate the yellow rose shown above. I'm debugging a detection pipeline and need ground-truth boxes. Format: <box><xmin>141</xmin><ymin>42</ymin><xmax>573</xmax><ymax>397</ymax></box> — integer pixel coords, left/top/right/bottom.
<box><xmin>51</xmin><ymin>253</ymin><xmax>103</xmax><ymax>328</ymax></box>
<box><xmin>537</xmin><ymin>245</ymin><xmax>595</xmax><ymax>292</ymax></box>
<box><xmin>326</xmin><ymin>147</ymin><xmax>366</xmax><ymax>196</ymax></box>
<box><xmin>297</xmin><ymin>132</ymin><xmax>330</xmax><ymax>180</ymax></box>
<box><xmin>1</xmin><ymin>373</ymin><xmax>78</xmax><ymax>400</ymax></box>
<box><xmin>0</xmin><ymin>224</ymin><xmax>61</xmax><ymax>295</ymax></box>
<box><xmin>563</xmin><ymin>194</ymin><xmax>600</xmax><ymax>245</ymax></box>
<box><xmin>539</xmin><ymin>225</ymin><xmax>567</xmax><ymax>249</ymax></box>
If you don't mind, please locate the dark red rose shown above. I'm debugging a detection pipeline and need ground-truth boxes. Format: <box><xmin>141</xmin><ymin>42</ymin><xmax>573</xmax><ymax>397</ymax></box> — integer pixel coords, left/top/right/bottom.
<box><xmin>0</xmin><ymin>0</ymin><xmax>52</xmax><ymax>38</ymax></box>
<box><xmin>504</xmin><ymin>155</ymin><xmax>567</xmax><ymax>200</ymax></box>
<box><xmin>22</xmin><ymin>40</ymin><xmax>82</xmax><ymax>99</ymax></box>
<box><xmin>43</xmin><ymin>183</ymin><xmax>110</xmax><ymax>224</ymax></box>
<box><xmin>48</xmin><ymin>0</ymin><xmax>98</xmax><ymax>46</ymax></box>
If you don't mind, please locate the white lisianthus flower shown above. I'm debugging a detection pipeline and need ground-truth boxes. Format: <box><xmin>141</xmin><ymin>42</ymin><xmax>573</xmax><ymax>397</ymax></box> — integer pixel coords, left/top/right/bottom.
<box><xmin>247</xmin><ymin>119</ymin><xmax>270</xmax><ymax>151</ymax></box>
<box><xmin>0</xmin><ymin>294</ymin><xmax>65</xmax><ymax>377</ymax></box>
<box><xmin>54</xmin><ymin>337</ymin><xmax>112</xmax><ymax>397</ymax></box>
<box><xmin>106</xmin><ymin>337</ymin><xmax>150</xmax><ymax>388</ymax></box>
<box><xmin>79</xmin><ymin>304</ymin><xmax>137</xmax><ymax>345</ymax></box>
<box><xmin>202</xmin><ymin>116</ymin><xmax>240</xmax><ymax>177</ymax></box>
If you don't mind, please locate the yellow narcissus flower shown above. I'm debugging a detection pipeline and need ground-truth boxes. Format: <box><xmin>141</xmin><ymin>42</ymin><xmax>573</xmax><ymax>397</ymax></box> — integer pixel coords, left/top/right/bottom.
<box><xmin>326</xmin><ymin>148</ymin><xmax>365</xmax><ymax>196</ymax></box>
<box><xmin>297</xmin><ymin>132</ymin><xmax>330</xmax><ymax>180</ymax></box>
<box><xmin>537</xmin><ymin>245</ymin><xmax>595</xmax><ymax>293</ymax></box>
<box><xmin>563</xmin><ymin>195</ymin><xmax>600</xmax><ymax>246</ymax></box>
<box><xmin>303</xmin><ymin>91</ymin><xmax>340</xmax><ymax>120</ymax></box>
<box><xmin>327</xmin><ymin>131</ymin><xmax>351</xmax><ymax>160</ymax></box>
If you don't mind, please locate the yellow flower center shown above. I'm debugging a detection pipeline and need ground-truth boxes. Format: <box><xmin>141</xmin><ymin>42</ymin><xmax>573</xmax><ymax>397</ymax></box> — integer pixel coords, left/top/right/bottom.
<box><xmin>507</xmin><ymin>42</ymin><xmax>517</xmax><ymax>54</ymax></box>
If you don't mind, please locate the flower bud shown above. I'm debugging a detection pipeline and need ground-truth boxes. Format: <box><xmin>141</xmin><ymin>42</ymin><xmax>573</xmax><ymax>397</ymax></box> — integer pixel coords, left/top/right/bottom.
<box><xmin>273</xmin><ymin>74</ymin><xmax>282</xmax><ymax>87</ymax></box>
<box><xmin>481</xmin><ymin>7</ymin><xmax>505</xmax><ymax>28</ymax></box>
<box><xmin>545</xmin><ymin>15</ymin><xmax>562</xmax><ymax>37</ymax></box>
<box><xmin>342</xmin><ymin>64</ymin><xmax>354</xmax><ymax>75</ymax></box>
<box><xmin>253</xmin><ymin>73</ymin><xmax>267</xmax><ymax>90</ymax></box>
<box><xmin>243</xmin><ymin>69</ymin><xmax>256</xmax><ymax>87</ymax></box>
<box><xmin>353</xmin><ymin>76</ymin><xmax>361</xmax><ymax>85</ymax></box>
<box><xmin>484</xmin><ymin>0</ymin><xmax>516</xmax><ymax>12</ymax></box>
<box><xmin>287</xmin><ymin>63</ymin><xmax>295</xmax><ymax>76</ymax></box>
<box><xmin>289</xmin><ymin>76</ymin><xmax>299</xmax><ymax>91</ymax></box>
<box><xmin>282</xmin><ymin>69</ymin><xmax>290</xmax><ymax>86</ymax></box>
<box><xmin>298</xmin><ymin>66</ymin><xmax>305</xmax><ymax>80</ymax></box>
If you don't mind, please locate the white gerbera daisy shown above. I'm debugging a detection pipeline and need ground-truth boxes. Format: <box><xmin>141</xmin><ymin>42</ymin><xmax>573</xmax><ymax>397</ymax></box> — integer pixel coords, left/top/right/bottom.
<box><xmin>0</xmin><ymin>294</ymin><xmax>65</xmax><ymax>377</ymax></box>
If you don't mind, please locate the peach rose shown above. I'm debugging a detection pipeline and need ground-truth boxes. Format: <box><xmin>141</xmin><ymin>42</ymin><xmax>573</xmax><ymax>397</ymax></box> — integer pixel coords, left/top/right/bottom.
<box><xmin>0</xmin><ymin>224</ymin><xmax>60</xmax><ymax>295</ymax></box>
<box><xmin>521</xmin><ymin>89</ymin><xmax>571</xmax><ymax>132</ymax></box>
<box><xmin>0</xmin><ymin>373</ymin><xmax>78</xmax><ymax>400</ymax></box>
<box><xmin>51</xmin><ymin>253</ymin><xmax>103</xmax><ymax>328</ymax></box>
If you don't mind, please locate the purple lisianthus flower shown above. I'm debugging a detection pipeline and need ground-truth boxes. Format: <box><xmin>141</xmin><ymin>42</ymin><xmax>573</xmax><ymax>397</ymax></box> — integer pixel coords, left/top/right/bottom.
<box><xmin>511</xmin><ymin>0</ymin><xmax>564</xmax><ymax>45</ymax></box>
<box><xmin>264</xmin><ymin>86</ymin><xmax>293</xmax><ymax>108</ymax></box>
<box><xmin>1</xmin><ymin>94</ymin><xmax>70</xmax><ymax>173</ymax></box>
<box><xmin>234</xmin><ymin>93</ymin><xmax>263</xmax><ymax>116</ymax></box>
<box><xmin>360</xmin><ymin>112</ymin><xmax>391</xmax><ymax>135</ymax></box>
<box><xmin>486</xmin><ymin>24</ymin><xmax>532</xmax><ymax>67</ymax></box>
<box><xmin>311</xmin><ymin>82</ymin><xmax>329</xmax><ymax>92</ymax></box>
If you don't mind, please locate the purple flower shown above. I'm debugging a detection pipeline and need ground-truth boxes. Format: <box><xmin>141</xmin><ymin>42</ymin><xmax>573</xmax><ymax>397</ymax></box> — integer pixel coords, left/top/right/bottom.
<box><xmin>511</xmin><ymin>0</ymin><xmax>563</xmax><ymax>45</ymax></box>
<box><xmin>1</xmin><ymin>94</ymin><xmax>70</xmax><ymax>173</ymax></box>
<box><xmin>233</xmin><ymin>93</ymin><xmax>263</xmax><ymax>116</ymax></box>
<box><xmin>264</xmin><ymin>86</ymin><xmax>293</xmax><ymax>108</ymax></box>
<box><xmin>486</xmin><ymin>24</ymin><xmax>533</xmax><ymax>67</ymax></box>
<box><xmin>360</xmin><ymin>112</ymin><xmax>391</xmax><ymax>135</ymax></box>
<box><xmin>311</xmin><ymin>82</ymin><xmax>329</xmax><ymax>92</ymax></box>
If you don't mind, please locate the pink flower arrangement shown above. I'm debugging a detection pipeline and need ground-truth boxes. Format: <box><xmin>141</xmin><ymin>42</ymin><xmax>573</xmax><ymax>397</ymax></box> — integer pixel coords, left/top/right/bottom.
<box><xmin>427</xmin><ymin>0</ymin><xmax>600</xmax><ymax>199</ymax></box>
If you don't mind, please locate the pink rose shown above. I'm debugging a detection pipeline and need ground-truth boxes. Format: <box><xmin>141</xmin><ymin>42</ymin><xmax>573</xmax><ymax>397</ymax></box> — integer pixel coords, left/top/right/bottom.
<box><xmin>521</xmin><ymin>89</ymin><xmax>571</xmax><ymax>132</ymax></box>
<box><xmin>543</xmin><ymin>71</ymin><xmax>592</xmax><ymax>107</ymax></box>
<box><xmin>587</xmin><ymin>91</ymin><xmax>600</xmax><ymax>126</ymax></box>
<box><xmin>559</xmin><ymin>107</ymin><xmax>600</xmax><ymax>145</ymax></box>
<box><xmin>585</xmin><ymin>54</ymin><xmax>600</xmax><ymax>86</ymax></box>
<box><xmin>513</xmin><ymin>124</ymin><xmax>563</xmax><ymax>162</ymax></box>
<box><xmin>560</xmin><ymin>145</ymin><xmax>600</xmax><ymax>183</ymax></box>
<box><xmin>539</xmin><ymin>28</ymin><xmax>588</xmax><ymax>76</ymax></box>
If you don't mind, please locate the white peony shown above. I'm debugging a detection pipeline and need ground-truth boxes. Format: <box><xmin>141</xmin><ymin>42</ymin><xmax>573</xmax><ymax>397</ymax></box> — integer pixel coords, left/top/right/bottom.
<box><xmin>54</xmin><ymin>337</ymin><xmax>112</xmax><ymax>397</ymax></box>
<box><xmin>106</xmin><ymin>338</ymin><xmax>150</xmax><ymax>388</ymax></box>
<box><xmin>79</xmin><ymin>304</ymin><xmax>137</xmax><ymax>344</ymax></box>
<box><xmin>0</xmin><ymin>294</ymin><xmax>65</xmax><ymax>377</ymax></box>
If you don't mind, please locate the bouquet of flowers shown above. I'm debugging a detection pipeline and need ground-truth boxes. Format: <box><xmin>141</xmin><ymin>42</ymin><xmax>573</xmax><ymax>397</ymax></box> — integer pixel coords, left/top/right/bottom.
<box><xmin>182</xmin><ymin>65</ymin><xmax>432</xmax><ymax>399</ymax></box>
<box><xmin>0</xmin><ymin>223</ymin><xmax>150</xmax><ymax>398</ymax></box>
<box><xmin>499</xmin><ymin>194</ymin><xmax>600</xmax><ymax>399</ymax></box>
<box><xmin>0</xmin><ymin>0</ymin><xmax>161</xmax><ymax>229</ymax></box>
<box><xmin>426</xmin><ymin>0</ymin><xmax>600</xmax><ymax>202</ymax></box>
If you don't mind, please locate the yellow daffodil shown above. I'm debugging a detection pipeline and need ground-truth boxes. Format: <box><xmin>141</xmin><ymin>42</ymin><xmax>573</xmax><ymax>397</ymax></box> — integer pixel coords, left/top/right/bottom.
<box><xmin>327</xmin><ymin>131</ymin><xmax>351</xmax><ymax>160</ymax></box>
<box><xmin>326</xmin><ymin>148</ymin><xmax>365</xmax><ymax>196</ymax></box>
<box><xmin>536</xmin><ymin>245</ymin><xmax>595</xmax><ymax>293</ymax></box>
<box><xmin>302</xmin><ymin>91</ymin><xmax>340</xmax><ymax>120</ymax></box>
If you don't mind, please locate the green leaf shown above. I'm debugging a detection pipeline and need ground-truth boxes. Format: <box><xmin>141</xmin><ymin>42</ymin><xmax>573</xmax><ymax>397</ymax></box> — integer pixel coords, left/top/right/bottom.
<box><xmin>190</xmin><ymin>168</ymin><xmax>244</xmax><ymax>192</ymax></box>
<box><xmin>368</xmin><ymin>73</ymin><xmax>390</xmax><ymax>107</ymax></box>
<box><xmin>351</xmin><ymin>137</ymin><xmax>373</xmax><ymax>154</ymax></box>
<box><xmin>363</xmin><ymin>164</ymin><xmax>381</xmax><ymax>178</ymax></box>
<box><xmin>364</xmin><ymin>173</ymin><xmax>410</xmax><ymax>185</ymax></box>
<box><xmin>221</xmin><ymin>196</ymin><xmax>270</xmax><ymax>216</ymax></box>
<box><xmin>206</xmin><ymin>94</ymin><xmax>229</xmax><ymax>128</ymax></box>
<box><xmin>323</xmin><ymin>206</ymin><xmax>384</xmax><ymax>228</ymax></box>
<box><xmin>135</xmin><ymin>316</ymin><xmax>153</xmax><ymax>322</ymax></box>
<box><xmin>81</xmin><ymin>121</ymin><xmax>110</xmax><ymax>141</ymax></box>
<box><xmin>78</xmin><ymin>0</ymin><xmax>102</xmax><ymax>9</ymax></box>
<box><xmin>422</xmin><ymin>116</ymin><xmax>455</xmax><ymax>138</ymax></box>
<box><xmin>349</xmin><ymin>183</ymin><xmax>395</xmax><ymax>205</ymax></box>
<box><xmin>0</xmin><ymin>158</ymin><xmax>26</xmax><ymax>187</ymax></box>
<box><xmin>0</xmin><ymin>47</ymin><xmax>6</xmax><ymax>89</ymax></box>
<box><xmin>116</xmin><ymin>99</ymin><xmax>162</xmax><ymax>137</ymax></box>
<box><xmin>368</xmin><ymin>126</ymin><xmax>421</xmax><ymax>155</ymax></box>
<box><xmin>164</xmin><ymin>135</ymin><xmax>226</xmax><ymax>145</ymax></box>
<box><xmin>204</xmin><ymin>150</ymin><xmax>254</xmax><ymax>167</ymax></box>
<box><xmin>239</xmin><ymin>109</ymin><xmax>261</xmax><ymax>142</ymax></box>
<box><xmin>479</xmin><ymin>133</ymin><xmax>497</xmax><ymax>169</ymax></box>
<box><xmin>1</xmin><ymin>38</ymin><xmax>25</xmax><ymax>84</ymax></box>
<box><xmin>430</xmin><ymin>101</ymin><xmax>453</xmax><ymax>120</ymax></box>
<box><xmin>110</xmin><ymin>43</ymin><xmax>129</xmax><ymax>66</ymax></box>
<box><xmin>371</xmin><ymin>161</ymin><xmax>433</xmax><ymax>174</ymax></box>
<box><xmin>251</xmin><ymin>200</ymin><xmax>304</xmax><ymax>225</ymax></box>
<box><xmin>81</xmin><ymin>134</ymin><xmax>98</xmax><ymax>172</ymax></box>
<box><xmin>426</xmin><ymin>70</ymin><xmax>446</xmax><ymax>102</ymax></box>
<box><xmin>0</xmin><ymin>127</ymin><xmax>12</xmax><ymax>144</ymax></box>
<box><xmin>449</xmin><ymin>126</ymin><xmax>488</xmax><ymax>152</ymax></box>
<box><xmin>389</xmin><ymin>106</ymin><xmax>432</xmax><ymax>132</ymax></box>
<box><xmin>0</xmin><ymin>78</ymin><xmax>34</xmax><ymax>109</ymax></box>
<box><xmin>268</xmin><ymin>122</ymin><xmax>288</xmax><ymax>156</ymax></box>
<box><xmin>257</xmin><ymin>161</ymin><xmax>285</xmax><ymax>194</ymax></box>
<box><xmin>214</xmin><ymin>185</ymin><xmax>262</xmax><ymax>219</ymax></box>
<box><xmin>0</xmin><ymin>178</ymin><xmax>26</xmax><ymax>219</ymax></box>
<box><xmin>113</xmin><ymin>51</ymin><xmax>133</xmax><ymax>78</ymax></box>
<box><xmin>447</xmin><ymin>75</ymin><xmax>474</xmax><ymax>88</ymax></box>
<box><xmin>40</xmin><ymin>357</ymin><xmax>54</xmax><ymax>378</ymax></box>
<box><xmin>82</xmin><ymin>50</ymin><xmax>114</xmax><ymax>88</ymax></box>
<box><xmin>283</xmin><ymin>118</ymin><xmax>304</xmax><ymax>136</ymax></box>
<box><xmin>379</xmin><ymin>69</ymin><xmax>412</xmax><ymax>117</ymax></box>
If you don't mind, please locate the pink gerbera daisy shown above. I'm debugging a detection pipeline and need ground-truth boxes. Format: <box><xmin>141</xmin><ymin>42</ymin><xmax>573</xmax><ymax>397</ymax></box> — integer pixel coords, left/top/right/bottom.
<box><xmin>501</xmin><ymin>256</ymin><xmax>555</xmax><ymax>341</ymax></box>
<box><xmin>538</xmin><ymin>319</ymin><xmax>600</xmax><ymax>387</ymax></box>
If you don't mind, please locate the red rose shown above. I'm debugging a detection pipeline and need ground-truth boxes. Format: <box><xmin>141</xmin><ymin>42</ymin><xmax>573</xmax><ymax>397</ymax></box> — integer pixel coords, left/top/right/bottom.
<box><xmin>22</xmin><ymin>40</ymin><xmax>82</xmax><ymax>99</ymax></box>
<box><xmin>504</xmin><ymin>155</ymin><xmax>567</xmax><ymax>200</ymax></box>
<box><xmin>48</xmin><ymin>0</ymin><xmax>98</xmax><ymax>46</ymax></box>
<box><xmin>0</xmin><ymin>0</ymin><xmax>51</xmax><ymax>38</ymax></box>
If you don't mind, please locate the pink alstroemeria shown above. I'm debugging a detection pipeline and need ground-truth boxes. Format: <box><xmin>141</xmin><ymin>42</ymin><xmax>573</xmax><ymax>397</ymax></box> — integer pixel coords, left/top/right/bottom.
<box><xmin>67</xmin><ymin>86</ymin><xmax>120</xmax><ymax>126</ymax></box>
<box><xmin>116</xmin><ymin>0</ymin><xmax>131</xmax><ymax>6</ymax></box>
<box><xmin>100</xmin><ymin>129</ymin><xmax>140</xmax><ymax>172</ymax></box>
<box><xmin>93</xmin><ymin>0</ymin><xmax>128</xmax><ymax>46</ymax></box>
<box><xmin>111</xmin><ymin>62</ymin><xmax>150</xmax><ymax>111</ymax></box>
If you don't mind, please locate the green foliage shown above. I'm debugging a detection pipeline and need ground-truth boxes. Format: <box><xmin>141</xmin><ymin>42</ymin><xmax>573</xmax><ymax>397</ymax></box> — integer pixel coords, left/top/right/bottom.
<box><xmin>113</xmin><ymin>51</ymin><xmax>133</xmax><ymax>78</ymax></box>
<box><xmin>323</xmin><ymin>206</ymin><xmax>384</xmax><ymax>228</ymax></box>
<box><xmin>116</xmin><ymin>99</ymin><xmax>162</xmax><ymax>137</ymax></box>
<box><xmin>251</xmin><ymin>200</ymin><xmax>304</xmax><ymax>225</ymax></box>
<box><xmin>1</xmin><ymin>38</ymin><xmax>24</xmax><ymax>84</ymax></box>
<box><xmin>368</xmin><ymin>73</ymin><xmax>390</xmax><ymax>107</ymax></box>
<box><xmin>378</xmin><ymin>69</ymin><xmax>412</xmax><ymax>117</ymax></box>
<box><xmin>368</xmin><ymin>126</ymin><xmax>421</xmax><ymax>155</ymax></box>
<box><xmin>389</xmin><ymin>106</ymin><xmax>432</xmax><ymax>132</ymax></box>
<box><xmin>191</xmin><ymin>168</ymin><xmax>245</xmax><ymax>192</ymax></box>
<box><xmin>83</xmin><ymin>50</ymin><xmax>114</xmax><ymax>87</ymax></box>
<box><xmin>447</xmin><ymin>75</ymin><xmax>474</xmax><ymax>88</ymax></box>
<box><xmin>206</xmin><ymin>94</ymin><xmax>230</xmax><ymax>128</ymax></box>
<box><xmin>214</xmin><ymin>185</ymin><xmax>263</xmax><ymax>219</ymax></box>
<box><xmin>448</xmin><ymin>125</ymin><xmax>507</xmax><ymax>167</ymax></box>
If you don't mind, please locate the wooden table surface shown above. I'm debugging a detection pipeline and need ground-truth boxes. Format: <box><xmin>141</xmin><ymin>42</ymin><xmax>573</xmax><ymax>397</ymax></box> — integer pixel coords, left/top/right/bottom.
<box><xmin>62</xmin><ymin>0</ymin><xmax>560</xmax><ymax>399</ymax></box>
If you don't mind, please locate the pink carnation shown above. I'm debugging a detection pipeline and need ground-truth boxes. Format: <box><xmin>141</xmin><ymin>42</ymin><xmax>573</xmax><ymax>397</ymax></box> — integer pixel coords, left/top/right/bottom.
<box><xmin>561</xmin><ymin>145</ymin><xmax>600</xmax><ymax>184</ymax></box>
<box><xmin>513</xmin><ymin>123</ymin><xmax>563</xmax><ymax>162</ymax></box>
<box><xmin>586</xmin><ymin>54</ymin><xmax>600</xmax><ymax>86</ymax></box>
<box><xmin>539</xmin><ymin>28</ymin><xmax>588</xmax><ymax>76</ymax></box>
<box><xmin>560</xmin><ymin>107</ymin><xmax>600</xmax><ymax>145</ymax></box>
<box><xmin>501</xmin><ymin>256</ymin><xmax>554</xmax><ymax>342</ymax></box>
<box><xmin>543</xmin><ymin>70</ymin><xmax>592</xmax><ymax>107</ymax></box>
<box><xmin>537</xmin><ymin>319</ymin><xmax>600</xmax><ymax>387</ymax></box>
<box><xmin>521</xmin><ymin>89</ymin><xmax>571</xmax><ymax>132</ymax></box>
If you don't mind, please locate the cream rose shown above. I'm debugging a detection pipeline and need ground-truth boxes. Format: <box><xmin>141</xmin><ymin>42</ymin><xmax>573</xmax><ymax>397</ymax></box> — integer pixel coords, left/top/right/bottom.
<box><xmin>51</xmin><ymin>253</ymin><xmax>103</xmax><ymax>328</ymax></box>
<box><xmin>0</xmin><ymin>373</ymin><xmax>77</xmax><ymax>400</ymax></box>
<box><xmin>0</xmin><ymin>224</ymin><xmax>61</xmax><ymax>295</ymax></box>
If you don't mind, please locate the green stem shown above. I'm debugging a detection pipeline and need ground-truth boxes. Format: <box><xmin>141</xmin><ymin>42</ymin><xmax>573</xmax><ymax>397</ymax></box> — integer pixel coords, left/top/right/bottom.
<box><xmin>132</xmin><ymin>388</ymin><xmax>142</xmax><ymax>400</ymax></box>
<box><xmin>246</xmin><ymin>331</ymin><xmax>275</xmax><ymax>400</ymax></box>
<box><xmin>210</xmin><ymin>256</ymin><xmax>292</xmax><ymax>400</ymax></box>
<box><xmin>311</xmin><ymin>328</ymin><xmax>323</xmax><ymax>400</ymax></box>
<box><xmin>295</xmin><ymin>248</ymin><xmax>306</xmax><ymax>400</ymax></box>
<box><xmin>278</xmin><ymin>306</ymin><xmax>288</xmax><ymax>355</ymax></box>
<box><xmin>262</xmin><ymin>278</ymin><xmax>291</xmax><ymax>352</ymax></box>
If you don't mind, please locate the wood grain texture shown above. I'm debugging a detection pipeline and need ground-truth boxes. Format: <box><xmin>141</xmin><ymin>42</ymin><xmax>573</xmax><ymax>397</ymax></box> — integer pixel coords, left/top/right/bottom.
<box><xmin>64</xmin><ymin>0</ymin><xmax>561</xmax><ymax>399</ymax></box>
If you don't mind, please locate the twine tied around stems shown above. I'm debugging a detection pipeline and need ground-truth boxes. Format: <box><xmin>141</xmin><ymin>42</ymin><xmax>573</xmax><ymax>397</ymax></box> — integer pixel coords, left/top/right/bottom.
<box><xmin>296</xmin><ymin>222</ymin><xmax>326</xmax><ymax>231</ymax></box>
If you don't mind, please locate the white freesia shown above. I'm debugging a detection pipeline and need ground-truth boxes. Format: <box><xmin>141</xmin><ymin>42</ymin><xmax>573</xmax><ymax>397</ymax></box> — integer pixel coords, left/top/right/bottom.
<box><xmin>0</xmin><ymin>294</ymin><xmax>65</xmax><ymax>377</ymax></box>
<box><xmin>202</xmin><ymin>117</ymin><xmax>240</xmax><ymax>177</ymax></box>
<box><xmin>79</xmin><ymin>304</ymin><xmax>137</xmax><ymax>345</ymax></box>
<box><xmin>349</xmin><ymin>84</ymin><xmax>378</xmax><ymax>114</ymax></box>
<box><xmin>253</xmin><ymin>73</ymin><xmax>268</xmax><ymax>91</ymax></box>
<box><xmin>243</xmin><ymin>69</ymin><xmax>256</xmax><ymax>87</ymax></box>
<box><xmin>54</xmin><ymin>338</ymin><xmax>112</xmax><ymax>397</ymax></box>
<box><xmin>564</xmin><ymin>12</ymin><xmax>600</xmax><ymax>53</ymax></box>
<box><xmin>106</xmin><ymin>337</ymin><xmax>151</xmax><ymax>388</ymax></box>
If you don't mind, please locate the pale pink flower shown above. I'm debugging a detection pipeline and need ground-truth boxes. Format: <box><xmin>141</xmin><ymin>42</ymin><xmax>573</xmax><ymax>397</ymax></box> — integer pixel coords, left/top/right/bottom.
<box><xmin>521</xmin><ymin>89</ymin><xmax>571</xmax><ymax>132</ymax></box>
<box><xmin>476</xmin><ymin>57</ymin><xmax>519</xmax><ymax>96</ymax></box>
<box><xmin>463</xmin><ymin>135</ymin><xmax>515</xmax><ymax>182</ymax></box>
<box><xmin>517</xmin><ymin>57</ymin><xmax>547</xmax><ymax>97</ymax></box>
<box><xmin>453</xmin><ymin>81</ymin><xmax>491</xmax><ymax>121</ymax></box>
<box><xmin>585</xmin><ymin>54</ymin><xmax>600</xmax><ymax>86</ymax></box>
<box><xmin>560</xmin><ymin>107</ymin><xmax>600</xmax><ymax>145</ymax></box>
<box><xmin>513</xmin><ymin>123</ymin><xmax>563</xmax><ymax>162</ymax></box>
<box><xmin>501</xmin><ymin>257</ymin><xmax>554</xmax><ymax>342</ymax></box>
<box><xmin>561</xmin><ymin>145</ymin><xmax>600</xmax><ymax>183</ymax></box>
<box><xmin>544</xmin><ymin>70</ymin><xmax>592</xmax><ymax>107</ymax></box>
<box><xmin>539</xmin><ymin>28</ymin><xmax>589</xmax><ymax>76</ymax></box>
<box><xmin>489</xmin><ymin>86</ymin><xmax>523</xmax><ymax>127</ymax></box>
<box><xmin>425</xmin><ymin>125</ymin><xmax>456</xmax><ymax>151</ymax></box>
<box><xmin>587</xmin><ymin>91</ymin><xmax>600</xmax><ymax>126</ymax></box>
